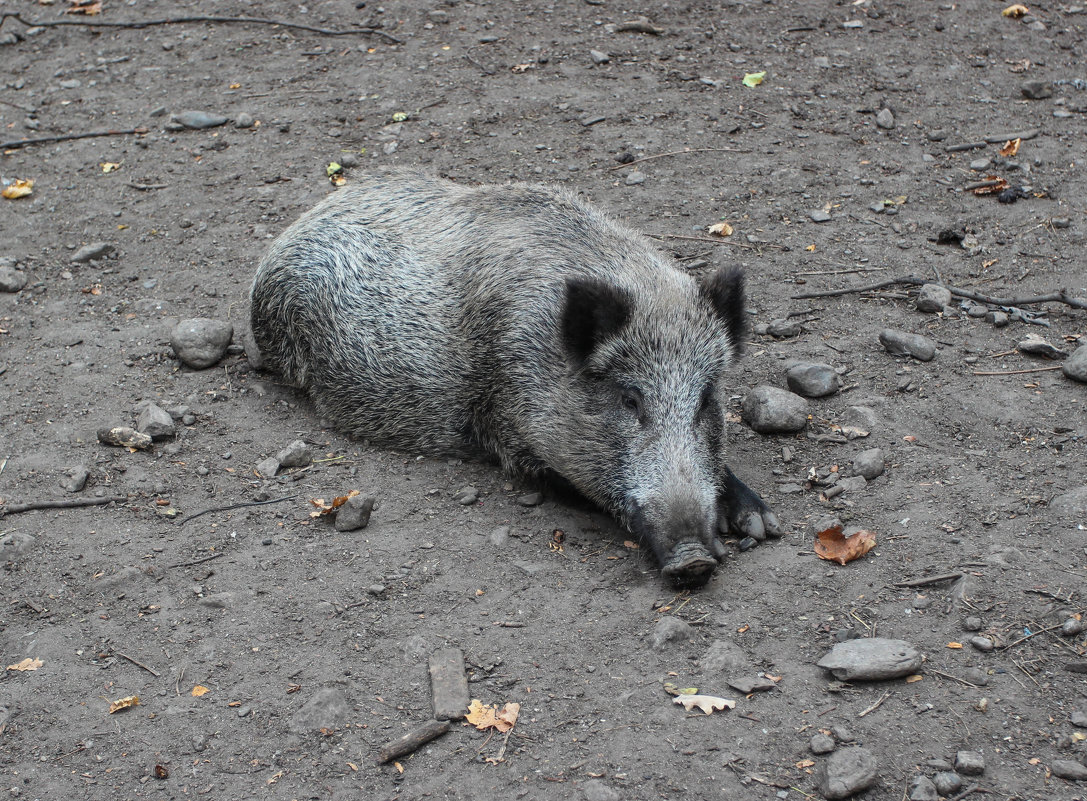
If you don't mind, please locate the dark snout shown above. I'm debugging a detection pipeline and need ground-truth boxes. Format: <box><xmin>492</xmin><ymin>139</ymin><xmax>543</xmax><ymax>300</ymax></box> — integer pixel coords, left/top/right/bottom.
<box><xmin>630</xmin><ymin>501</ymin><xmax>723</xmax><ymax>587</ymax></box>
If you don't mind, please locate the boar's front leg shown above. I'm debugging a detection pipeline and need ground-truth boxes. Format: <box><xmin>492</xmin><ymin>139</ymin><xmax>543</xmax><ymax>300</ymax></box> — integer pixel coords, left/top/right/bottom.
<box><xmin>716</xmin><ymin>466</ymin><xmax>782</xmax><ymax>543</ymax></box>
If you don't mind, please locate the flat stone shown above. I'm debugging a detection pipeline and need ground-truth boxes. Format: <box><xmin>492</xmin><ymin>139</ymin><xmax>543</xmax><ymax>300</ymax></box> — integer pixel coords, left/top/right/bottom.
<box><xmin>915</xmin><ymin>284</ymin><xmax>951</xmax><ymax>313</ymax></box>
<box><xmin>454</xmin><ymin>486</ymin><xmax>478</xmax><ymax>505</ymax></box>
<box><xmin>651</xmin><ymin>616</ymin><xmax>694</xmax><ymax>651</ymax></box>
<box><xmin>815</xmin><ymin>747</ymin><xmax>880</xmax><ymax>800</ymax></box>
<box><xmin>700</xmin><ymin>639</ymin><xmax>748</xmax><ymax>675</ymax></box>
<box><xmin>581</xmin><ymin>779</ymin><xmax>620</xmax><ymax>801</ymax></box>
<box><xmin>136</xmin><ymin>403</ymin><xmax>176</xmax><ymax>439</ymax></box>
<box><xmin>932</xmin><ymin>772</ymin><xmax>962</xmax><ymax>795</ymax></box>
<box><xmin>173</xmin><ymin>110</ymin><xmax>229</xmax><ymax>129</ymax></box>
<box><xmin>489</xmin><ymin>525</ymin><xmax>510</xmax><ymax>546</ymax></box>
<box><xmin>234</xmin><ymin>112</ymin><xmax>254</xmax><ymax>129</ymax></box>
<box><xmin>1071</xmin><ymin>709</ymin><xmax>1087</xmax><ymax>728</ymax></box>
<box><xmin>875</xmin><ymin>108</ymin><xmax>895</xmax><ymax>129</ymax></box>
<box><xmin>728</xmin><ymin>676</ymin><xmax>776</xmax><ymax>694</ymax></box>
<box><xmin>256</xmin><ymin>457</ymin><xmax>280</xmax><ymax>478</ymax></box>
<box><xmin>987</xmin><ymin>310</ymin><xmax>1009</xmax><ymax>327</ymax></box>
<box><xmin>909</xmin><ymin>775</ymin><xmax>939</xmax><ymax>801</ymax></box>
<box><xmin>429</xmin><ymin>647</ymin><xmax>470</xmax><ymax>721</ymax></box>
<box><xmin>171</xmin><ymin>318</ymin><xmax>233</xmax><ymax>369</ymax></box>
<box><xmin>963</xmin><ymin>616</ymin><xmax>984</xmax><ymax>632</ymax></box>
<box><xmin>94</xmin><ymin>566</ymin><xmax>142</xmax><ymax>591</ymax></box>
<box><xmin>59</xmin><ymin>465</ymin><xmax>90</xmax><ymax>493</ymax></box>
<box><xmin>810</xmin><ymin>733</ymin><xmax>836</xmax><ymax>755</ymax></box>
<box><xmin>1052</xmin><ymin>760</ymin><xmax>1087</xmax><ymax>781</ymax></box>
<box><xmin>334</xmin><ymin>495</ymin><xmax>375</xmax><ymax>532</ymax></box>
<box><xmin>0</xmin><ymin>531</ymin><xmax>36</xmax><ymax>561</ymax></box>
<box><xmin>1018</xmin><ymin>333</ymin><xmax>1067</xmax><ymax>360</ymax></box>
<box><xmin>1052</xmin><ymin>486</ymin><xmax>1087</xmax><ymax>517</ymax></box>
<box><xmin>625</xmin><ymin>171</ymin><xmax>646</xmax><ymax>186</ymax></box>
<box><xmin>516</xmin><ymin>491</ymin><xmax>544</xmax><ymax>507</ymax></box>
<box><xmin>198</xmin><ymin>592</ymin><xmax>234</xmax><ymax>609</ymax></box>
<box><xmin>954</xmin><ymin>750</ymin><xmax>985</xmax><ymax>776</ymax></box>
<box><xmin>71</xmin><ymin>242</ymin><xmax>114</xmax><ymax>263</ymax></box>
<box><xmin>851</xmin><ymin>448</ymin><xmax>884</xmax><ymax>480</ymax></box>
<box><xmin>589</xmin><ymin>49</ymin><xmax>610</xmax><ymax>64</ymax></box>
<box><xmin>275</xmin><ymin>439</ymin><xmax>311</xmax><ymax>468</ymax></box>
<box><xmin>817</xmin><ymin>638</ymin><xmax>922</xmax><ymax>681</ymax></box>
<box><xmin>1021</xmin><ymin>80</ymin><xmax>1054</xmax><ymax>99</ymax></box>
<box><xmin>1062</xmin><ymin>345</ymin><xmax>1087</xmax><ymax>382</ymax></box>
<box><xmin>969</xmin><ymin>157</ymin><xmax>991</xmax><ymax>171</ymax></box>
<box><xmin>836</xmin><ymin>476</ymin><xmax>867</xmax><ymax>494</ymax></box>
<box><xmin>0</xmin><ymin>265</ymin><xmax>28</xmax><ymax>293</ymax></box>
<box><xmin>742</xmin><ymin>385</ymin><xmax>809</xmax><ymax>434</ymax></box>
<box><xmin>97</xmin><ymin>426</ymin><xmax>153</xmax><ymax>450</ymax></box>
<box><xmin>786</xmin><ymin>362</ymin><xmax>840</xmax><ymax>398</ymax></box>
<box><xmin>290</xmin><ymin>686</ymin><xmax>350</xmax><ymax>733</ymax></box>
<box><xmin>767</xmin><ymin>318</ymin><xmax>802</xmax><ymax>338</ymax></box>
<box><xmin>879</xmin><ymin>329</ymin><xmax>936</xmax><ymax>361</ymax></box>
<box><xmin>809</xmin><ymin>209</ymin><xmax>832</xmax><ymax>223</ymax></box>
<box><xmin>969</xmin><ymin>635</ymin><xmax>994</xmax><ymax>652</ymax></box>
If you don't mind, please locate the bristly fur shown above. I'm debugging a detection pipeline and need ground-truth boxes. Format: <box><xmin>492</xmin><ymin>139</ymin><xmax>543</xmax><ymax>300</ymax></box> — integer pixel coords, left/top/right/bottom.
<box><xmin>251</xmin><ymin>170</ymin><xmax>773</xmax><ymax>581</ymax></box>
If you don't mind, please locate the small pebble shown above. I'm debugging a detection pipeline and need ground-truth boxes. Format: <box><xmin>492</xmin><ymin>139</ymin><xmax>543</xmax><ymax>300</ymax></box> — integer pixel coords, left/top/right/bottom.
<box><xmin>879</xmin><ymin>329</ymin><xmax>936</xmax><ymax>361</ymax></box>
<box><xmin>256</xmin><ymin>457</ymin><xmax>280</xmax><ymax>478</ymax></box>
<box><xmin>968</xmin><ymin>158</ymin><xmax>991</xmax><ymax>171</ymax></box>
<box><xmin>786</xmin><ymin>362</ymin><xmax>840</xmax><ymax>398</ymax></box>
<box><xmin>810</xmin><ymin>734</ymin><xmax>836</xmax><ymax>755</ymax></box>
<box><xmin>809</xmin><ymin>209</ymin><xmax>832</xmax><ymax>223</ymax></box>
<box><xmin>625</xmin><ymin>171</ymin><xmax>646</xmax><ymax>186</ymax></box>
<box><xmin>136</xmin><ymin>403</ymin><xmax>176</xmax><ymax>440</ymax></box>
<box><xmin>367</xmin><ymin>584</ymin><xmax>386</xmax><ymax>596</ymax></box>
<box><xmin>986</xmin><ymin>311</ymin><xmax>1009</xmax><ymax>327</ymax></box>
<box><xmin>767</xmin><ymin>319</ymin><xmax>802</xmax><ymax>338</ymax></box>
<box><xmin>590</xmin><ymin>49</ymin><xmax>610</xmax><ymax>64</ymax></box>
<box><xmin>969</xmin><ymin>636</ymin><xmax>994</xmax><ymax>652</ymax></box>
<box><xmin>728</xmin><ymin>676</ymin><xmax>776</xmax><ymax>694</ymax></box>
<box><xmin>234</xmin><ymin>112</ymin><xmax>254</xmax><ymax>129</ymax></box>
<box><xmin>454</xmin><ymin>486</ymin><xmax>479</xmax><ymax>505</ymax></box>
<box><xmin>489</xmin><ymin>526</ymin><xmax>510</xmax><ymax>546</ymax></box>
<box><xmin>817</xmin><ymin>638</ymin><xmax>922</xmax><ymax>681</ymax></box>
<box><xmin>173</xmin><ymin>110</ymin><xmax>228</xmax><ymax>129</ymax></box>
<box><xmin>0</xmin><ymin>264</ymin><xmax>28</xmax><ymax>293</ymax></box>
<box><xmin>97</xmin><ymin>426</ymin><xmax>152</xmax><ymax>450</ymax></box>
<box><xmin>963</xmin><ymin>616</ymin><xmax>983</xmax><ymax>632</ymax></box>
<box><xmin>1062</xmin><ymin>618</ymin><xmax>1085</xmax><ymax>637</ymax></box>
<box><xmin>1051</xmin><ymin>760</ymin><xmax>1087</xmax><ymax>781</ymax></box>
<box><xmin>909</xmin><ymin>775</ymin><xmax>939</xmax><ymax>801</ymax></box>
<box><xmin>70</xmin><ymin>242</ymin><xmax>114</xmax><ymax>263</ymax></box>
<box><xmin>651</xmin><ymin>616</ymin><xmax>694</xmax><ymax>651</ymax></box>
<box><xmin>1070</xmin><ymin>709</ymin><xmax>1087</xmax><ymax>728</ymax></box>
<box><xmin>275</xmin><ymin>439</ymin><xmax>311</xmax><ymax>468</ymax></box>
<box><xmin>954</xmin><ymin>750</ymin><xmax>985</xmax><ymax>776</ymax></box>
<box><xmin>1018</xmin><ymin>333</ymin><xmax>1067</xmax><ymax>360</ymax></box>
<box><xmin>875</xmin><ymin>108</ymin><xmax>895</xmax><ymax>130</ymax></box>
<box><xmin>830</xmin><ymin>725</ymin><xmax>854</xmax><ymax>743</ymax></box>
<box><xmin>1021</xmin><ymin>80</ymin><xmax>1054</xmax><ymax>99</ymax></box>
<box><xmin>741</xmin><ymin>385</ymin><xmax>809</xmax><ymax>434</ymax></box>
<box><xmin>59</xmin><ymin>466</ymin><xmax>90</xmax><ymax>493</ymax></box>
<box><xmin>516</xmin><ymin>491</ymin><xmax>544</xmax><ymax>507</ymax></box>
<box><xmin>334</xmin><ymin>495</ymin><xmax>375</xmax><ymax>532</ymax></box>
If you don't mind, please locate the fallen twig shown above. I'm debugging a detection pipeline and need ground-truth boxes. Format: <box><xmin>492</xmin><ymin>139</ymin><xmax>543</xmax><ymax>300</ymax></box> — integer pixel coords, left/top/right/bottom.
<box><xmin>857</xmin><ymin>690</ymin><xmax>890</xmax><ymax>718</ymax></box>
<box><xmin>893</xmin><ymin>572</ymin><xmax>963</xmax><ymax>588</ymax></box>
<box><xmin>607</xmin><ymin>147</ymin><xmax>750</xmax><ymax>171</ymax></box>
<box><xmin>126</xmin><ymin>182</ymin><xmax>168</xmax><ymax>191</ymax></box>
<box><xmin>1001</xmin><ymin>620</ymin><xmax>1068</xmax><ymax>650</ymax></box>
<box><xmin>378</xmin><ymin>719</ymin><xmax>451</xmax><ymax>763</ymax></box>
<box><xmin>0</xmin><ymin>12</ymin><xmax>402</xmax><ymax>44</ymax></box>
<box><xmin>168</xmin><ymin>552</ymin><xmax>224</xmax><ymax>569</ymax></box>
<box><xmin>116</xmin><ymin>651</ymin><xmax>160</xmax><ymax>677</ymax></box>
<box><xmin>927</xmin><ymin>669</ymin><xmax>981</xmax><ymax>688</ymax></box>
<box><xmin>973</xmin><ymin>366</ymin><xmax>1064</xmax><ymax>376</ymax></box>
<box><xmin>0</xmin><ymin>495</ymin><xmax>127</xmax><ymax>517</ymax></box>
<box><xmin>179</xmin><ymin>494</ymin><xmax>300</xmax><ymax>525</ymax></box>
<box><xmin>1</xmin><ymin>128</ymin><xmax>148</xmax><ymax>151</ymax></box>
<box><xmin>948</xmin><ymin>783</ymin><xmax>984</xmax><ymax>801</ymax></box>
<box><xmin>791</xmin><ymin>275</ymin><xmax>1087</xmax><ymax>310</ymax></box>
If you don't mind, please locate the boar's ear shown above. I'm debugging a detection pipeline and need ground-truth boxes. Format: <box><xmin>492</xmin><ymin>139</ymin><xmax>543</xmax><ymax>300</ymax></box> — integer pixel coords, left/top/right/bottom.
<box><xmin>561</xmin><ymin>277</ymin><xmax>633</xmax><ymax>364</ymax></box>
<box><xmin>700</xmin><ymin>266</ymin><xmax>745</xmax><ymax>356</ymax></box>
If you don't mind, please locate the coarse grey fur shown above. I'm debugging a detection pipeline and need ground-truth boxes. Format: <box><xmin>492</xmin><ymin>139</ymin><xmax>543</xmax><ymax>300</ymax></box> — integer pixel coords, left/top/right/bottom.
<box><xmin>250</xmin><ymin>171</ymin><xmax>780</xmax><ymax>583</ymax></box>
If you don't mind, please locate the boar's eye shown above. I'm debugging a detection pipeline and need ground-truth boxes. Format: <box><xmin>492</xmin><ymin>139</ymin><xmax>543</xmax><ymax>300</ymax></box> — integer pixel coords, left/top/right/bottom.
<box><xmin>620</xmin><ymin>388</ymin><xmax>643</xmax><ymax>418</ymax></box>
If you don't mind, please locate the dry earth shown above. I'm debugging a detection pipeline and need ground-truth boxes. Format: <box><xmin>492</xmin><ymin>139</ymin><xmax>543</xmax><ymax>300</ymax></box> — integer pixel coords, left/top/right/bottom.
<box><xmin>2</xmin><ymin>1</ymin><xmax>1087</xmax><ymax>800</ymax></box>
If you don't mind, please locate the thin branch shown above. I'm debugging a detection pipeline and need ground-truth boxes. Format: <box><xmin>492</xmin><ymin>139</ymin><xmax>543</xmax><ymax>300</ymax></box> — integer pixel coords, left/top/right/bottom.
<box><xmin>0</xmin><ymin>12</ymin><xmax>402</xmax><ymax>44</ymax></box>
<box><xmin>893</xmin><ymin>572</ymin><xmax>963</xmax><ymax>588</ymax></box>
<box><xmin>791</xmin><ymin>275</ymin><xmax>1087</xmax><ymax>310</ymax></box>
<box><xmin>1000</xmin><ymin>620</ymin><xmax>1067</xmax><ymax>650</ymax></box>
<box><xmin>168</xmin><ymin>552</ymin><xmax>224</xmax><ymax>569</ymax></box>
<box><xmin>607</xmin><ymin>147</ymin><xmax>751</xmax><ymax>171</ymax></box>
<box><xmin>973</xmin><ymin>366</ymin><xmax>1064</xmax><ymax>376</ymax></box>
<box><xmin>116</xmin><ymin>651</ymin><xmax>160</xmax><ymax>677</ymax></box>
<box><xmin>0</xmin><ymin>495</ymin><xmax>128</xmax><ymax>517</ymax></box>
<box><xmin>179</xmin><ymin>494</ymin><xmax>300</xmax><ymax>526</ymax></box>
<box><xmin>1</xmin><ymin>127</ymin><xmax>148</xmax><ymax>151</ymax></box>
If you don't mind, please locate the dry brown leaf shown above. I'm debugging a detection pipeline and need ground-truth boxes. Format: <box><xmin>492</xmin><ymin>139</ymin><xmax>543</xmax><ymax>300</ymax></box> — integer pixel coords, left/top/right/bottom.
<box><xmin>673</xmin><ymin>694</ymin><xmax>736</xmax><ymax>715</ymax></box>
<box><xmin>109</xmin><ymin>695</ymin><xmax>140</xmax><ymax>714</ymax></box>
<box><xmin>1002</xmin><ymin>4</ymin><xmax>1028</xmax><ymax>17</ymax></box>
<box><xmin>2</xmin><ymin>179</ymin><xmax>34</xmax><ymax>200</ymax></box>
<box><xmin>511</xmin><ymin>63</ymin><xmax>533</xmax><ymax>73</ymax></box>
<box><xmin>973</xmin><ymin>175</ymin><xmax>1010</xmax><ymax>195</ymax></box>
<box><xmin>796</xmin><ymin>758</ymin><xmax>816</xmax><ymax>769</ymax></box>
<box><xmin>66</xmin><ymin>0</ymin><xmax>102</xmax><ymax>14</ymax></box>
<box><xmin>101</xmin><ymin>162</ymin><xmax>121</xmax><ymax>173</ymax></box>
<box><xmin>191</xmin><ymin>685</ymin><xmax>210</xmax><ymax>697</ymax></box>
<box><xmin>466</xmin><ymin>699</ymin><xmax>519</xmax><ymax>732</ymax></box>
<box><xmin>309</xmin><ymin>490</ymin><xmax>360</xmax><ymax>517</ymax></box>
<box><xmin>999</xmin><ymin>138</ymin><xmax>1021</xmax><ymax>157</ymax></box>
<box><xmin>153</xmin><ymin>764</ymin><xmax>169</xmax><ymax>779</ymax></box>
<box><xmin>947</xmin><ymin>642</ymin><xmax>964</xmax><ymax>649</ymax></box>
<box><xmin>905</xmin><ymin>674</ymin><xmax>923</xmax><ymax>683</ymax></box>
<box><xmin>7</xmin><ymin>657</ymin><xmax>43</xmax><ymax>671</ymax></box>
<box><xmin>814</xmin><ymin>524</ymin><xmax>877</xmax><ymax>566</ymax></box>
<box><xmin>707</xmin><ymin>222</ymin><xmax>733</xmax><ymax>237</ymax></box>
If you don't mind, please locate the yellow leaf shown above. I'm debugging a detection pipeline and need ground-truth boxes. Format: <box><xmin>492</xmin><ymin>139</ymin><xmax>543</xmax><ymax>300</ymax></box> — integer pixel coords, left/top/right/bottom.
<box><xmin>1072</xmin><ymin>733</ymin><xmax>1087</xmax><ymax>744</ymax></box>
<box><xmin>805</xmin><ymin>244</ymin><xmax>816</xmax><ymax>252</ymax></box>
<box><xmin>109</xmin><ymin>695</ymin><xmax>141</xmax><ymax>714</ymax></box>
<box><xmin>796</xmin><ymin>758</ymin><xmax>816</xmax><ymax>769</ymax></box>
<box><xmin>673</xmin><ymin>694</ymin><xmax>736</xmax><ymax>715</ymax></box>
<box><xmin>947</xmin><ymin>642</ymin><xmax>963</xmax><ymax>649</ymax></box>
<box><xmin>330</xmin><ymin>174</ymin><xmax>346</xmax><ymax>187</ymax></box>
<box><xmin>310</xmin><ymin>490</ymin><xmax>359</xmax><ymax>517</ymax></box>
<box><xmin>191</xmin><ymin>685</ymin><xmax>210</xmax><ymax>697</ymax></box>
<box><xmin>229</xmin><ymin>83</ymin><xmax>242</xmax><ymax>90</ymax></box>
<box><xmin>326</xmin><ymin>162</ymin><xmax>343</xmax><ymax>177</ymax></box>
<box><xmin>101</xmin><ymin>162</ymin><xmax>121</xmax><ymax>173</ymax></box>
<box><xmin>742</xmin><ymin>71</ymin><xmax>766</xmax><ymax>88</ymax></box>
<box><xmin>7</xmin><ymin>657</ymin><xmax>43</xmax><ymax>671</ymax></box>
<box><xmin>2</xmin><ymin>179</ymin><xmax>34</xmax><ymax>200</ymax></box>
<box><xmin>1002</xmin><ymin>4</ymin><xmax>1028</xmax><ymax>17</ymax></box>
<box><xmin>466</xmin><ymin>699</ymin><xmax>519</xmax><ymax>732</ymax></box>
<box><xmin>348</xmin><ymin>762</ymin><xmax>358</xmax><ymax>771</ymax></box>
<box><xmin>392</xmin><ymin>112</ymin><xmax>409</xmax><ymax>122</ymax></box>
<box><xmin>707</xmin><ymin>222</ymin><xmax>733</xmax><ymax>237</ymax></box>
<box><xmin>394</xmin><ymin>761</ymin><xmax>404</xmax><ymax>773</ymax></box>
<box><xmin>905</xmin><ymin>674</ymin><xmax>923</xmax><ymax>683</ymax></box>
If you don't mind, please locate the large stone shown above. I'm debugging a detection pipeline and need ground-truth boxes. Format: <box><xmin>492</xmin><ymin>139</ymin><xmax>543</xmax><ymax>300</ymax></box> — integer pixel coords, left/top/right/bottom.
<box><xmin>0</xmin><ymin>264</ymin><xmax>28</xmax><ymax>293</ymax></box>
<box><xmin>954</xmin><ymin>750</ymin><xmax>985</xmax><ymax>776</ymax></box>
<box><xmin>290</xmin><ymin>686</ymin><xmax>350</xmax><ymax>733</ymax></box>
<box><xmin>1052</xmin><ymin>760</ymin><xmax>1087</xmax><ymax>781</ymax></box>
<box><xmin>171</xmin><ymin>318</ymin><xmax>233</xmax><ymax>369</ymax></box>
<box><xmin>851</xmin><ymin>448</ymin><xmax>885</xmax><ymax>480</ymax></box>
<box><xmin>334</xmin><ymin>495</ymin><xmax>375</xmax><ymax>532</ymax></box>
<box><xmin>786</xmin><ymin>362</ymin><xmax>840</xmax><ymax>398</ymax></box>
<box><xmin>742</xmin><ymin>385</ymin><xmax>808</xmax><ymax>434</ymax></box>
<box><xmin>275</xmin><ymin>439</ymin><xmax>312</xmax><ymax>468</ymax></box>
<box><xmin>650</xmin><ymin>616</ymin><xmax>694</xmax><ymax>651</ymax></box>
<box><xmin>817</xmin><ymin>638</ymin><xmax>922</xmax><ymax>681</ymax></box>
<box><xmin>815</xmin><ymin>747</ymin><xmax>880</xmax><ymax>799</ymax></box>
<box><xmin>136</xmin><ymin>403</ymin><xmax>176</xmax><ymax>439</ymax></box>
<box><xmin>0</xmin><ymin>531</ymin><xmax>36</xmax><ymax>561</ymax></box>
<box><xmin>879</xmin><ymin>329</ymin><xmax>936</xmax><ymax>361</ymax></box>
<box><xmin>1063</xmin><ymin>345</ymin><xmax>1087</xmax><ymax>383</ymax></box>
<box><xmin>915</xmin><ymin>284</ymin><xmax>951</xmax><ymax>313</ymax></box>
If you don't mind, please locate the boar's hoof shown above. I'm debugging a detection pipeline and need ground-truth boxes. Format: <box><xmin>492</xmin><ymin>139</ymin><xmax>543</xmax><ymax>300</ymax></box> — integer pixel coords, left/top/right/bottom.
<box><xmin>661</xmin><ymin>542</ymin><xmax>718</xmax><ymax>586</ymax></box>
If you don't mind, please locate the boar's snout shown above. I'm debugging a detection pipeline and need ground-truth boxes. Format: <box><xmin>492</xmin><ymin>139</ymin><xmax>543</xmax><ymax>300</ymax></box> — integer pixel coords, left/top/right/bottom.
<box><xmin>630</xmin><ymin>498</ymin><xmax>721</xmax><ymax>586</ymax></box>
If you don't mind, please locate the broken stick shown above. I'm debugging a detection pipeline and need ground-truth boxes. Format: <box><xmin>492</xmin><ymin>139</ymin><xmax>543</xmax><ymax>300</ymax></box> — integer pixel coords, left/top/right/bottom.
<box><xmin>378</xmin><ymin>719</ymin><xmax>451</xmax><ymax>763</ymax></box>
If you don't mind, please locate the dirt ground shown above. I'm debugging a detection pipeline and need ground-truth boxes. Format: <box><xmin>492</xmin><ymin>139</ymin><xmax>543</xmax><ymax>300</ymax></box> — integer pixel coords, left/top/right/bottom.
<box><xmin>2</xmin><ymin>0</ymin><xmax>1087</xmax><ymax>799</ymax></box>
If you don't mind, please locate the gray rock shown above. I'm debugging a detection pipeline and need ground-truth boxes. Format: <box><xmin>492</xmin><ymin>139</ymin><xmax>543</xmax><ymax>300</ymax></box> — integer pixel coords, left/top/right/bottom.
<box><xmin>963</xmin><ymin>616</ymin><xmax>984</xmax><ymax>632</ymax></box>
<box><xmin>987</xmin><ymin>310</ymin><xmax>1009</xmax><ymax>327</ymax></box>
<box><xmin>429</xmin><ymin>648</ymin><xmax>469</xmax><ymax>721</ymax></box>
<box><xmin>0</xmin><ymin>531</ymin><xmax>36</xmax><ymax>561</ymax></box>
<box><xmin>1071</xmin><ymin>709</ymin><xmax>1087</xmax><ymax>728</ymax></box>
<box><xmin>136</xmin><ymin>403</ymin><xmax>176</xmax><ymax>439</ymax></box>
<box><xmin>1021</xmin><ymin>80</ymin><xmax>1054</xmax><ymax>99</ymax></box>
<box><xmin>513</xmin><ymin>560</ymin><xmax>545</xmax><ymax>575</ymax></box>
<box><xmin>70</xmin><ymin>242</ymin><xmax>114</xmax><ymax>263</ymax></box>
<box><xmin>454</xmin><ymin>486</ymin><xmax>479</xmax><ymax>505</ymax></box>
<box><xmin>290</xmin><ymin>686</ymin><xmax>350</xmax><ymax>733</ymax></box>
<box><xmin>915</xmin><ymin>284</ymin><xmax>951</xmax><ymax>313</ymax></box>
<box><xmin>0</xmin><ymin>264</ymin><xmax>28</xmax><ymax>293</ymax></box>
<box><xmin>581</xmin><ymin>779</ymin><xmax>620</xmax><ymax>801</ymax></box>
<box><xmin>728</xmin><ymin>676</ymin><xmax>776</xmax><ymax>694</ymax></box>
<box><xmin>879</xmin><ymin>329</ymin><xmax>936</xmax><ymax>361</ymax></box>
<box><xmin>1052</xmin><ymin>486</ymin><xmax>1087</xmax><ymax>517</ymax></box>
<box><xmin>651</xmin><ymin>616</ymin><xmax>694</xmax><ymax>651</ymax></box>
<box><xmin>816</xmin><ymin>638</ymin><xmax>922</xmax><ymax>681</ymax></box>
<box><xmin>909</xmin><ymin>775</ymin><xmax>939</xmax><ymax>801</ymax></box>
<box><xmin>700</xmin><ymin>639</ymin><xmax>748</xmax><ymax>674</ymax></box>
<box><xmin>198</xmin><ymin>592</ymin><xmax>234</xmax><ymax>608</ymax></box>
<box><xmin>1063</xmin><ymin>345</ymin><xmax>1087</xmax><ymax>383</ymax></box>
<box><xmin>1065</xmin><ymin>618</ymin><xmax>1087</xmax><ymax>636</ymax></box>
<box><xmin>830</xmin><ymin>725</ymin><xmax>854</xmax><ymax>743</ymax></box>
<box><xmin>489</xmin><ymin>525</ymin><xmax>510</xmax><ymax>546</ymax></box>
<box><xmin>625</xmin><ymin>171</ymin><xmax>646</xmax><ymax>186</ymax></box>
<box><xmin>1052</xmin><ymin>760</ymin><xmax>1087</xmax><ymax>781</ymax></box>
<box><xmin>367</xmin><ymin>584</ymin><xmax>386</xmax><ymax>596</ymax></box>
<box><xmin>815</xmin><ymin>747</ymin><xmax>880</xmax><ymax>800</ymax></box>
<box><xmin>59</xmin><ymin>465</ymin><xmax>90</xmax><ymax>493</ymax></box>
<box><xmin>173</xmin><ymin>110</ymin><xmax>229</xmax><ymax>129</ymax></box>
<box><xmin>234</xmin><ymin>112</ymin><xmax>254</xmax><ymax>129</ymax></box>
<box><xmin>517</xmin><ymin>491</ymin><xmax>544</xmax><ymax>507</ymax></box>
<box><xmin>334</xmin><ymin>495</ymin><xmax>375</xmax><ymax>532</ymax></box>
<box><xmin>836</xmin><ymin>476</ymin><xmax>867</xmax><ymax>494</ymax></box>
<box><xmin>171</xmin><ymin>318</ymin><xmax>233</xmax><ymax>369</ymax></box>
<box><xmin>767</xmin><ymin>318</ymin><xmax>802</xmax><ymax>338</ymax></box>
<box><xmin>256</xmin><ymin>457</ymin><xmax>280</xmax><ymax>478</ymax></box>
<box><xmin>275</xmin><ymin>439</ymin><xmax>311</xmax><ymax>468</ymax></box>
<box><xmin>954</xmin><ymin>750</ymin><xmax>985</xmax><ymax>776</ymax></box>
<box><xmin>851</xmin><ymin>448</ymin><xmax>884</xmax><ymax>480</ymax></box>
<box><xmin>965</xmin><ymin>303</ymin><xmax>988</xmax><ymax>318</ymax></box>
<box><xmin>786</xmin><ymin>362</ymin><xmax>840</xmax><ymax>398</ymax></box>
<box><xmin>810</xmin><ymin>733</ymin><xmax>836</xmax><ymax>755</ymax></box>
<box><xmin>95</xmin><ymin>566</ymin><xmax>142</xmax><ymax>591</ymax></box>
<box><xmin>589</xmin><ymin>49</ymin><xmax>610</xmax><ymax>65</ymax></box>
<box><xmin>742</xmin><ymin>385</ymin><xmax>809</xmax><ymax>434</ymax></box>
<box><xmin>969</xmin><ymin>157</ymin><xmax>991</xmax><ymax>171</ymax></box>
<box><xmin>809</xmin><ymin>209</ymin><xmax>832</xmax><ymax>223</ymax></box>
<box><xmin>875</xmin><ymin>108</ymin><xmax>895</xmax><ymax>129</ymax></box>
<box><xmin>969</xmin><ymin>635</ymin><xmax>994</xmax><ymax>652</ymax></box>
<box><xmin>932</xmin><ymin>772</ymin><xmax>962</xmax><ymax>795</ymax></box>
<box><xmin>1018</xmin><ymin>333</ymin><xmax>1067</xmax><ymax>360</ymax></box>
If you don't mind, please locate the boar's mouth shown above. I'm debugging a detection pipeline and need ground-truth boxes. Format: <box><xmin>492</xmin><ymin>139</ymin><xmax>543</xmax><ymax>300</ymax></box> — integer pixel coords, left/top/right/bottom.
<box><xmin>629</xmin><ymin>506</ymin><xmax>720</xmax><ymax>586</ymax></box>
